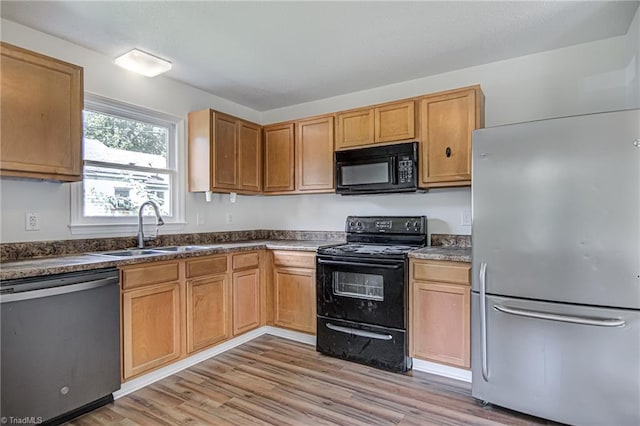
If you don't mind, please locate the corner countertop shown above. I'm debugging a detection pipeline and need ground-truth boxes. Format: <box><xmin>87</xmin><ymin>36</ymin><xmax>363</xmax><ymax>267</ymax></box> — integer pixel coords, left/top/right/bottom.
<box><xmin>408</xmin><ymin>246</ymin><xmax>472</xmax><ymax>263</ymax></box>
<box><xmin>0</xmin><ymin>240</ymin><xmax>337</xmax><ymax>280</ymax></box>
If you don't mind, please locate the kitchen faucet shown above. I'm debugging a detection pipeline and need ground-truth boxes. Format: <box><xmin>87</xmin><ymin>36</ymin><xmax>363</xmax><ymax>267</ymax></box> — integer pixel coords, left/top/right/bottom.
<box><xmin>137</xmin><ymin>200</ymin><xmax>165</xmax><ymax>248</ymax></box>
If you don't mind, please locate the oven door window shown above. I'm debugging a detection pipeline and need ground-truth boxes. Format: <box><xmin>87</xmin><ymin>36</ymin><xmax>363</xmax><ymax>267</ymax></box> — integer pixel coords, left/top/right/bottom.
<box><xmin>333</xmin><ymin>271</ymin><xmax>383</xmax><ymax>301</ymax></box>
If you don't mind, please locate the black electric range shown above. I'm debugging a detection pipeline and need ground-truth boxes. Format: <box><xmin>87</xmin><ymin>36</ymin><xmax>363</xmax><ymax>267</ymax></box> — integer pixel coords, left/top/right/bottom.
<box><xmin>316</xmin><ymin>216</ymin><xmax>427</xmax><ymax>372</ymax></box>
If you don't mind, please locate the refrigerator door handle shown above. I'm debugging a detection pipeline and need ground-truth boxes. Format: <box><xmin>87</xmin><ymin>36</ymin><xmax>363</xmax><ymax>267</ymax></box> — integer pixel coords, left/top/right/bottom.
<box><xmin>493</xmin><ymin>304</ymin><xmax>626</xmax><ymax>327</ymax></box>
<box><xmin>479</xmin><ymin>261</ymin><xmax>489</xmax><ymax>381</ymax></box>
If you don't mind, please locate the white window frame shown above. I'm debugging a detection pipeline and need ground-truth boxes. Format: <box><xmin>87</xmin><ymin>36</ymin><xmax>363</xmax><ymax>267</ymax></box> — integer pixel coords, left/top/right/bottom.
<box><xmin>70</xmin><ymin>93</ymin><xmax>186</xmax><ymax>235</ymax></box>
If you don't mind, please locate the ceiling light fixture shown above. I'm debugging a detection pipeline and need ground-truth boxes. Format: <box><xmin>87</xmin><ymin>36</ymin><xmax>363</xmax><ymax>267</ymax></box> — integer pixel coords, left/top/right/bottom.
<box><xmin>114</xmin><ymin>49</ymin><xmax>172</xmax><ymax>77</ymax></box>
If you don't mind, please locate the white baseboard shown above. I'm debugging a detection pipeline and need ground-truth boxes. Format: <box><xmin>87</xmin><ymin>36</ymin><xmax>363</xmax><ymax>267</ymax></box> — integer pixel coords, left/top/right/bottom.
<box><xmin>263</xmin><ymin>325</ymin><xmax>316</xmax><ymax>345</ymax></box>
<box><xmin>114</xmin><ymin>326</ymin><xmax>315</xmax><ymax>399</ymax></box>
<box><xmin>412</xmin><ymin>358</ymin><xmax>472</xmax><ymax>383</ymax></box>
<box><xmin>115</xmin><ymin>327</ymin><xmax>467</xmax><ymax>399</ymax></box>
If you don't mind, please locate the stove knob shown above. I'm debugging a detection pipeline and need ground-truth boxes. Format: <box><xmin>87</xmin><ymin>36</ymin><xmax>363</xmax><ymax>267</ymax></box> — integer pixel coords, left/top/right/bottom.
<box><xmin>356</xmin><ymin>221</ymin><xmax>363</xmax><ymax>229</ymax></box>
<box><xmin>349</xmin><ymin>221</ymin><xmax>355</xmax><ymax>228</ymax></box>
<box><xmin>405</xmin><ymin>220</ymin><xmax>412</xmax><ymax>230</ymax></box>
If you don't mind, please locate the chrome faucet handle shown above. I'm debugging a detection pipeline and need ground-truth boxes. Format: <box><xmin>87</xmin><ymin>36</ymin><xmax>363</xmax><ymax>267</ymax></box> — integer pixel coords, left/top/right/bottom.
<box><xmin>136</xmin><ymin>200</ymin><xmax>165</xmax><ymax>248</ymax></box>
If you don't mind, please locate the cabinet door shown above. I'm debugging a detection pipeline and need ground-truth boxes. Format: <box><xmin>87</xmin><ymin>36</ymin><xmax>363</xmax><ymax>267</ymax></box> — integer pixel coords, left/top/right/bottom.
<box><xmin>238</xmin><ymin>120</ymin><xmax>262</xmax><ymax>192</ymax></box>
<box><xmin>411</xmin><ymin>281</ymin><xmax>470</xmax><ymax>368</ymax></box>
<box><xmin>420</xmin><ymin>88</ymin><xmax>480</xmax><ymax>186</ymax></box>
<box><xmin>0</xmin><ymin>43</ymin><xmax>83</xmax><ymax>181</ymax></box>
<box><xmin>295</xmin><ymin>116</ymin><xmax>334</xmax><ymax>192</ymax></box>
<box><xmin>122</xmin><ymin>282</ymin><xmax>181</xmax><ymax>380</ymax></box>
<box><xmin>186</xmin><ymin>274</ymin><xmax>230</xmax><ymax>354</ymax></box>
<box><xmin>214</xmin><ymin>113</ymin><xmax>239</xmax><ymax>189</ymax></box>
<box><xmin>273</xmin><ymin>267</ymin><xmax>316</xmax><ymax>334</ymax></box>
<box><xmin>375</xmin><ymin>100</ymin><xmax>415</xmax><ymax>143</ymax></box>
<box><xmin>263</xmin><ymin>123</ymin><xmax>295</xmax><ymax>192</ymax></box>
<box><xmin>232</xmin><ymin>268</ymin><xmax>260</xmax><ymax>335</ymax></box>
<box><xmin>335</xmin><ymin>108</ymin><xmax>374</xmax><ymax>150</ymax></box>
<box><xmin>187</xmin><ymin>109</ymin><xmax>213</xmax><ymax>192</ymax></box>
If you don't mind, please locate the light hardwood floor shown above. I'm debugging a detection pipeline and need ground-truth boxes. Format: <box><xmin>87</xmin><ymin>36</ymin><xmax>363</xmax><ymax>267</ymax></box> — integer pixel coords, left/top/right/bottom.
<box><xmin>68</xmin><ymin>335</ymin><xmax>556</xmax><ymax>425</ymax></box>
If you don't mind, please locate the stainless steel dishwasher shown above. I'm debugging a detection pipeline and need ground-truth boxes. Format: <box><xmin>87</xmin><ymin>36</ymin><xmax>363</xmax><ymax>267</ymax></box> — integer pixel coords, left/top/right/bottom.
<box><xmin>1</xmin><ymin>268</ymin><xmax>121</xmax><ymax>425</ymax></box>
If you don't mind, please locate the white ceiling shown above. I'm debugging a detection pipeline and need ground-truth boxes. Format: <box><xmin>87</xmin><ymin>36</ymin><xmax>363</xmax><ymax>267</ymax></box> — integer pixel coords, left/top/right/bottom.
<box><xmin>1</xmin><ymin>1</ymin><xmax>638</xmax><ymax>111</ymax></box>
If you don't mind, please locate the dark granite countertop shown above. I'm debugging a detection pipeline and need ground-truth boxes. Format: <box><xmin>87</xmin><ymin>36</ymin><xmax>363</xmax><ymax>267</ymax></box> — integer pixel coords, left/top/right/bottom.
<box><xmin>0</xmin><ymin>232</ymin><xmax>471</xmax><ymax>280</ymax></box>
<box><xmin>408</xmin><ymin>246</ymin><xmax>472</xmax><ymax>263</ymax></box>
<box><xmin>0</xmin><ymin>239</ymin><xmax>338</xmax><ymax>280</ymax></box>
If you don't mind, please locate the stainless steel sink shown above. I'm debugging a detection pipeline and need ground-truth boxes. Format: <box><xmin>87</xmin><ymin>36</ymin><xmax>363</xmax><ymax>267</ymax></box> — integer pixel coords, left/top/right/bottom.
<box><xmin>99</xmin><ymin>249</ymin><xmax>164</xmax><ymax>257</ymax></box>
<box><xmin>153</xmin><ymin>245</ymin><xmax>217</xmax><ymax>252</ymax></box>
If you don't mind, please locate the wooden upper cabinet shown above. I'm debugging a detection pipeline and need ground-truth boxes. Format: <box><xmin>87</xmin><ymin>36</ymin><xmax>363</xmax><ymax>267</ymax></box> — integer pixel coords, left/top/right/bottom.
<box><xmin>0</xmin><ymin>43</ymin><xmax>83</xmax><ymax>181</ymax></box>
<box><xmin>187</xmin><ymin>109</ymin><xmax>261</xmax><ymax>194</ymax></box>
<box><xmin>238</xmin><ymin>120</ymin><xmax>262</xmax><ymax>192</ymax></box>
<box><xmin>336</xmin><ymin>108</ymin><xmax>374</xmax><ymax>149</ymax></box>
<box><xmin>375</xmin><ymin>100</ymin><xmax>415</xmax><ymax>143</ymax></box>
<box><xmin>263</xmin><ymin>123</ymin><xmax>295</xmax><ymax>193</ymax></box>
<box><xmin>295</xmin><ymin>115</ymin><xmax>334</xmax><ymax>192</ymax></box>
<box><xmin>419</xmin><ymin>86</ymin><xmax>484</xmax><ymax>188</ymax></box>
<box><xmin>336</xmin><ymin>100</ymin><xmax>416</xmax><ymax>150</ymax></box>
<box><xmin>214</xmin><ymin>113</ymin><xmax>238</xmax><ymax>190</ymax></box>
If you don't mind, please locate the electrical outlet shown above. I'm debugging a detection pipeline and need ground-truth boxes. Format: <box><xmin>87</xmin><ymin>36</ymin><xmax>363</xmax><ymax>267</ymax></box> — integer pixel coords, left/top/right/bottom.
<box><xmin>25</xmin><ymin>212</ymin><xmax>40</xmax><ymax>231</ymax></box>
<box><xmin>226</xmin><ymin>212</ymin><xmax>233</xmax><ymax>224</ymax></box>
<box><xmin>461</xmin><ymin>210</ymin><xmax>472</xmax><ymax>227</ymax></box>
<box><xmin>196</xmin><ymin>213</ymin><xmax>205</xmax><ymax>225</ymax></box>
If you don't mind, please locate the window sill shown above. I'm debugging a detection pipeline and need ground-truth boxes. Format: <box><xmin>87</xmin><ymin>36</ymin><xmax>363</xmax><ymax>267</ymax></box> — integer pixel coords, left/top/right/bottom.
<box><xmin>68</xmin><ymin>221</ymin><xmax>187</xmax><ymax>236</ymax></box>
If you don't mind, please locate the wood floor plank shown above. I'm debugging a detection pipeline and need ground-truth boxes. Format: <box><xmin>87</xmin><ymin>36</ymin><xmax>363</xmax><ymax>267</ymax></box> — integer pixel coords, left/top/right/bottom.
<box><xmin>67</xmin><ymin>335</ymin><xmax>557</xmax><ymax>426</ymax></box>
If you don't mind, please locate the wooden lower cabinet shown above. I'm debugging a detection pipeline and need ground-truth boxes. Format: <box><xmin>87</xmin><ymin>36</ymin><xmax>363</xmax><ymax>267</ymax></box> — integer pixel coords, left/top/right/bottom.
<box><xmin>273</xmin><ymin>266</ymin><xmax>316</xmax><ymax>334</ymax></box>
<box><xmin>186</xmin><ymin>274</ymin><xmax>230</xmax><ymax>354</ymax></box>
<box><xmin>122</xmin><ymin>281</ymin><xmax>181</xmax><ymax>380</ymax></box>
<box><xmin>120</xmin><ymin>249</ymin><xmax>318</xmax><ymax>381</ymax></box>
<box><xmin>410</xmin><ymin>259</ymin><xmax>471</xmax><ymax>369</ymax></box>
<box><xmin>232</xmin><ymin>268</ymin><xmax>260</xmax><ymax>335</ymax></box>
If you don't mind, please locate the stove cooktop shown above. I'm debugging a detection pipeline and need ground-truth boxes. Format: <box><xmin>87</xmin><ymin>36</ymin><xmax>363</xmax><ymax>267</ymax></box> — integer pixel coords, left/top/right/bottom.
<box><xmin>318</xmin><ymin>243</ymin><xmax>420</xmax><ymax>257</ymax></box>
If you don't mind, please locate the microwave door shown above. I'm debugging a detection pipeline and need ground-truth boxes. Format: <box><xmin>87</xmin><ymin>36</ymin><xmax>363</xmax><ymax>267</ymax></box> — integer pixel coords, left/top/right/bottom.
<box><xmin>336</xmin><ymin>157</ymin><xmax>396</xmax><ymax>193</ymax></box>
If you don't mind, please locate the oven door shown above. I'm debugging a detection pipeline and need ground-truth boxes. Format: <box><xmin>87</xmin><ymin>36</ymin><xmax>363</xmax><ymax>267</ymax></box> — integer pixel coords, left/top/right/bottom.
<box><xmin>316</xmin><ymin>255</ymin><xmax>406</xmax><ymax>329</ymax></box>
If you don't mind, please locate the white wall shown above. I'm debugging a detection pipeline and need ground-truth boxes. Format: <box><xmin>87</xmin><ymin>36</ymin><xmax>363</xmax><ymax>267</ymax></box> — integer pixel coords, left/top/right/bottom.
<box><xmin>262</xmin><ymin>189</ymin><xmax>471</xmax><ymax>236</ymax></box>
<box><xmin>259</xmin><ymin>9</ymin><xmax>639</xmax><ymax>234</ymax></box>
<box><xmin>1</xmin><ymin>8</ymin><xmax>638</xmax><ymax>243</ymax></box>
<box><xmin>263</xmin><ymin>28</ymin><xmax>638</xmax><ymax>126</ymax></box>
<box><xmin>0</xmin><ymin>19</ymin><xmax>266</xmax><ymax>242</ymax></box>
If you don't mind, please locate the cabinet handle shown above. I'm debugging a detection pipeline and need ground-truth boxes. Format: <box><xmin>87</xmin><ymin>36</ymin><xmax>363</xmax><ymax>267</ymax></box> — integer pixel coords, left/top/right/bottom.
<box><xmin>445</xmin><ymin>147</ymin><xmax>452</xmax><ymax>157</ymax></box>
<box><xmin>479</xmin><ymin>261</ymin><xmax>489</xmax><ymax>382</ymax></box>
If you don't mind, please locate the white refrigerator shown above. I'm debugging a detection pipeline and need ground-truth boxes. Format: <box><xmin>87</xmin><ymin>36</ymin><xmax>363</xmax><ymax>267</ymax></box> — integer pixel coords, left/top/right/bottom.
<box><xmin>471</xmin><ymin>109</ymin><xmax>640</xmax><ymax>425</ymax></box>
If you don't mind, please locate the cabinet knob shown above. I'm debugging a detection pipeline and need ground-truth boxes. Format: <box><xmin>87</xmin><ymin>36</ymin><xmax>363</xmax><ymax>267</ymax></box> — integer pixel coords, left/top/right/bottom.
<box><xmin>445</xmin><ymin>147</ymin><xmax>452</xmax><ymax>157</ymax></box>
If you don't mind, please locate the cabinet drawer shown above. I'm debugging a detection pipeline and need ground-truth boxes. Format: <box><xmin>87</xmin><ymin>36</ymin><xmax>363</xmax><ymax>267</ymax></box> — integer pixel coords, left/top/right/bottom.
<box><xmin>185</xmin><ymin>255</ymin><xmax>228</xmax><ymax>279</ymax></box>
<box><xmin>272</xmin><ymin>251</ymin><xmax>315</xmax><ymax>269</ymax></box>
<box><xmin>121</xmin><ymin>261</ymin><xmax>180</xmax><ymax>290</ymax></box>
<box><xmin>232</xmin><ymin>251</ymin><xmax>260</xmax><ymax>270</ymax></box>
<box><xmin>412</xmin><ymin>260</ymin><xmax>470</xmax><ymax>285</ymax></box>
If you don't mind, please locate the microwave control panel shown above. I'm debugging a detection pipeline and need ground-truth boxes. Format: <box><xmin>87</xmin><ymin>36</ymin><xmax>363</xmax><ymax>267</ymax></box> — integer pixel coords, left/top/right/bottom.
<box><xmin>398</xmin><ymin>156</ymin><xmax>414</xmax><ymax>184</ymax></box>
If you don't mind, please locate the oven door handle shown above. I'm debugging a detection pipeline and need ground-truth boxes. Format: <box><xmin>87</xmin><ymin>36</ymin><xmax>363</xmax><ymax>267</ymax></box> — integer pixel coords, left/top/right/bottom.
<box><xmin>317</xmin><ymin>259</ymin><xmax>402</xmax><ymax>269</ymax></box>
<box><xmin>326</xmin><ymin>323</ymin><xmax>393</xmax><ymax>340</ymax></box>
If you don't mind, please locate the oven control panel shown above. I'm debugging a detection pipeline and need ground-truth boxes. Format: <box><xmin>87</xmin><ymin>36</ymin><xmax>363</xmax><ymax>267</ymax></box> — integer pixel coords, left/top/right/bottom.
<box><xmin>346</xmin><ymin>216</ymin><xmax>427</xmax><ymax>234</ymax></box>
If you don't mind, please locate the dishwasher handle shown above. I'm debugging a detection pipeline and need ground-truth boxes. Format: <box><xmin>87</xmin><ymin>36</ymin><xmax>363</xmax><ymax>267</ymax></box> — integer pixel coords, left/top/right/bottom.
<box><xmin>0</xmin><ymin>276</ymin><xmax>119</xmax><ymax>303</ymax></box>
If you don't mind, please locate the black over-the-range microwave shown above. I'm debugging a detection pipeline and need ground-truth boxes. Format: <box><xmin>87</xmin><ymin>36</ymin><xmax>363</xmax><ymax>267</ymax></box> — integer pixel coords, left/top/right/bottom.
<box><xmin>335</xmin><ymin>142</ymin><xmax>419</xmax><ymax>195</ymax></box>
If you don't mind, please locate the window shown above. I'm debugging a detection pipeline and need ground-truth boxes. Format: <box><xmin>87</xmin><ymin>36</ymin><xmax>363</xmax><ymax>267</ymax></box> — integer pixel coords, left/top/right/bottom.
<box><xmin>71</xmin><ymin>94</ymin><xmax>184</xmax><ymax>234</ymax></box>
